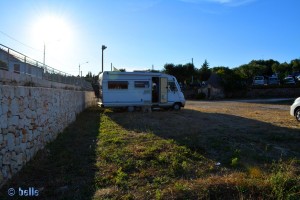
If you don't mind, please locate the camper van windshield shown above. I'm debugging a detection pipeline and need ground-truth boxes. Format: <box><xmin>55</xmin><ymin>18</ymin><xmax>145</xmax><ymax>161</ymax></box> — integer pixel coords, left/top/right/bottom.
<box><xmin>168</xmin><ymin>81</ymin><xmax>178</xmax><ymax>92</ymax></box>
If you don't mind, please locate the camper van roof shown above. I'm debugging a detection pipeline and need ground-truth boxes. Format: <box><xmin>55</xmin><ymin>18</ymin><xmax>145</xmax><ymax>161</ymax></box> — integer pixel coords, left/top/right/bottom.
<box><xmin>103</xmin><ymin>71</ymin><xmax>164</xmax><ymax>76</ymax></box>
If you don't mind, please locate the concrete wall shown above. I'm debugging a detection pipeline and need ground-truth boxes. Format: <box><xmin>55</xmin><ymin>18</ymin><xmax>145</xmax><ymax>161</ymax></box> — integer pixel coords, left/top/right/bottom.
<box><xmin>0</xmin><ymin>85</ymin><xmax>97</xmax><ymax>187</ymax></box>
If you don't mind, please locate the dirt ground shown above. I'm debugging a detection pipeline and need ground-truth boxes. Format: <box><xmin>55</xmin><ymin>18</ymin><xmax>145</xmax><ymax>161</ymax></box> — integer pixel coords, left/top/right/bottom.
<box><xmin>182</xmin><ymin>100</ymin><xmax>300</xmax><ymax>165</ymax></box>
<box><xmin>109</xmin><ymin>99</ymin><xmax>300</xmax><ymax>167</ymax></box>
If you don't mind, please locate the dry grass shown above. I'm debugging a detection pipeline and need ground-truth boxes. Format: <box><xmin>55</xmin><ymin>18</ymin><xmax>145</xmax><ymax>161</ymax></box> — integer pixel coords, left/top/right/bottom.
<box><xmin>91</xmin><ymin>100</ymin><xmax>300</xmax><ymax>199</ymax></box>
<box><xmin>1</xmin><ymin>101</ymin><xmax>299</xmax><ymax>199</ymax></box>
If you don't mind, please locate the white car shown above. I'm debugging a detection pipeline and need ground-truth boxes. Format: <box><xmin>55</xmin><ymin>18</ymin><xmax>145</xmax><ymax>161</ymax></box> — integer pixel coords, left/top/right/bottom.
<box><xmin>290</xmin><ymin>97</ymin><xmax>300</xmax><ymax>121</ymax></box>
<box><xmin>283</xmin><ymin>77</ymin><xmax>296</xmax><ymax>85</ymax></box>
<box><xmin>253</xmin><ymin>76</ymin><xmax>266</xmax><ymax>85</ymax></box>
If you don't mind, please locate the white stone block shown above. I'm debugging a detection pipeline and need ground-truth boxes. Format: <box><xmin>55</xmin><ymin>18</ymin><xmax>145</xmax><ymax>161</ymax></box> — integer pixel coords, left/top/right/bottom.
<box><xmin>26</xmin><ymin>129</ymin><xmax>33</xmax><ymax>141</ymax></box>
<box><xmin>6</xmin><ymin>132</ymin><xmax>15</xmax><ymax>151</ymax></box>
<box><xmin>2</xmin><ymin>165</ymin><xmax>9</xmax><ymax>178</ymax></box>
<box><xmin>11</xmin><ymin>160</ymin><xmax>18</xmax><ymax>173</ymax></box>
<box><xmin>16</xmin><ymin>153</ymin><xmax>23</xmax><ymax>165</ymax></box>
<box><xmin>36</xmin><ymin>108</ymin><xmax>43</xmax><ymax>116</ymax></box>
<box><xmin>0</xmin><ymin>114</ymin><xmax>8</xmax><ymax>129</ymax></box>
<box><xmin>24</xmin><ymin>108</ymin><xmax>32</xmax><ymax>118</ymax></box>
<box><xmin>7</xmin><ymin>126</ymin><xmax>16</xmax><ymax>134</ymax></box>
<box><xmin>15</xmin><ymin>137</ymin><xmax>20</xmax><ymax>146</ymax></box>
<box><xmin>2</xmin><ymin>151</ymin><xmax>11</xmax><ymax>165</ymax></box>
<box><xmin>1</xmin><ymin>103</ymin><xmax>8</xmax><ymax>115</ymax></box>
<box><xmin>18</xmin><ymin>118</ymin><xmax>25</xmax><ymax>129</ymax></box>
<box><xmin>20</xmin><ymin>142</ymin><xmax>27</xmax><ymax>151</ymax></box>
<box><xmin>33</xmin><ymin>130</ymin><xmax>39</xmax><ymax>139</ymax></box>
<box><xmin>2</xmin><ymin>86</ymin><xmax>14</xmax><ymax>98</ymax></box>
<box><xmin>23</xmin><ymin>96</ymin><xmax>29</xmax><ymax>107</ymax></box>
<box><xmin>10</xmin><ymin>97</ymin><xmax>19</xmax><ymax>114</ymax></box>
<box><xmin>31</xmin><ymin>111</ymin><xmax>37</xmax><ymax>119</ymax></box>
<box><xmin>16</xmin><ymin>86</ymin><xmax>25</xmax><ymax>98</ymax></box>
<box><xmin>18</xmin><ymin>112</ymin><xmax>25</xmax><ymax>120</ymax></box>
<box><xmin>7</xmin><ymin>116</ymin><xmax>18</xmax><ymax>127</ymax></box>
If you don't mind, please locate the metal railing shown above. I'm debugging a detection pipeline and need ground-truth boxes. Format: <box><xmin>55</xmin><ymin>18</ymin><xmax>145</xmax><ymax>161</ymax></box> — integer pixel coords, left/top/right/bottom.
<box><xmin>0</xmin><ymin>44</ymin><xmax>93</xmax><ymax>91</ymax></box>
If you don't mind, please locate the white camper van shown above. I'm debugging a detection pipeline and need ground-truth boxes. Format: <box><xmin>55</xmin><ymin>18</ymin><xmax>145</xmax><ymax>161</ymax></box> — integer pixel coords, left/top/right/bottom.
<box><xmin>98</xmin><ymin>71</ymin><xmax>185</xmax><ymax>111</ymax></box>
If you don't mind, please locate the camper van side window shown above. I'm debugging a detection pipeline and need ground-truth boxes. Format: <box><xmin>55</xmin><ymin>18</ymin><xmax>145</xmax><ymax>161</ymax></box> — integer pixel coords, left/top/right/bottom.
<box><xmin>134</xmin><ymin>81</ymin><xmax>149</xmax><ymax>88</ymax></box>
<box><xmin>108</xmin><ymin>81</ymin><xmax>128</xmax><ymax>89</ymax></box>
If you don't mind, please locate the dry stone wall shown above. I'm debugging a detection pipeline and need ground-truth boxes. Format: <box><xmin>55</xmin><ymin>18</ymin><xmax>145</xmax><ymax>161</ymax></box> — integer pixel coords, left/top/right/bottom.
<box><xmin>0</xmin><ymin>85</ymin><xmax>97</xmax><ymax>187</ymax></box>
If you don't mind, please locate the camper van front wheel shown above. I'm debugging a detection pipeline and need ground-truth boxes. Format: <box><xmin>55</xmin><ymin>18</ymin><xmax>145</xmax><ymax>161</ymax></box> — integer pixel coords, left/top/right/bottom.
<box><xmin>173</xmin><ymin>103</ymin><xmax>181</xmax><ymax>111</ymax></box>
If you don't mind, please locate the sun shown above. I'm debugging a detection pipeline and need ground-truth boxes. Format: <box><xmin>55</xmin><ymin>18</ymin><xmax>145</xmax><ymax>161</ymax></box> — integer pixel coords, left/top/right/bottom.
<box><xmin>32</xmin><ymin>15</ymin><xmax>72</xmax><ymax>43</ymax></box>
<box><xmin>30</xmin><ymin>14</ymin><xmax>74</xmax><ymax>68</ymax></box>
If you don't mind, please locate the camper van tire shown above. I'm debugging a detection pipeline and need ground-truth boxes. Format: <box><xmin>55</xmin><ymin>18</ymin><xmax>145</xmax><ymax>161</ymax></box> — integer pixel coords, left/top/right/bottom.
<box><xmin>173</xmin><ymin>103</ymin><xmax>181</xmax><ymax>111</ymax></box>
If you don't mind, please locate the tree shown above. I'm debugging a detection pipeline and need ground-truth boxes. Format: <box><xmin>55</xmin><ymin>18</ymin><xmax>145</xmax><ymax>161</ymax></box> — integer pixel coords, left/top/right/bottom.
<box><xmin>163</xmin><ymin>63</ymin><xmax>175</xmax><ymax>74</ymax></box>
<box><xmin>212</xmin><ymin>66</ymin><xmax>244</xmax><ymax>92</ymax></box>
<box><xmin>291</xmin><ymin>59</ymin><xmax>300</xmax><ymax>72</ymax></box>
<box><xmin>84</xmin><ymin>71</ymin><xmax>93</xmax><ymax>82</ymax></box>
<box><xmin>198</xmin><ymin>59</ymin><xmax>211</xmax><ymax>81</ymax></box>
<box><xmin>249</xmin><ymin>59</ymin><xmax>279</xmax><ymax>76</ymax></box>
<box><xmin>119</xmin><ymin>68</ymin><xmax>126</xmax><ymax>72</ymax></box>
<box><xmin>163</xmin><ymin>63</ymin><xmax>197</xmax><ymax>84</ymax></box>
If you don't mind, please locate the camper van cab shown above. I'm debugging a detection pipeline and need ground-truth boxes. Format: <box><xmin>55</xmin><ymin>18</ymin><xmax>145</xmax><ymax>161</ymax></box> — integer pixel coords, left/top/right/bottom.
<box><xmin>98</xmin><ymin>71</ymin><xmax>185</xmax><ymax>111</ymax></box>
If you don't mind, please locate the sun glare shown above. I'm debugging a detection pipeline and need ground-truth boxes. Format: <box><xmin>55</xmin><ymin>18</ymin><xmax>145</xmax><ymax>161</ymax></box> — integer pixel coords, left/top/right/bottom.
<box><xmin>33</xmin><ymin>15</ymin><xmax>72</xmax><ymax>43</ymax></box>
<box><xmin>30</xmin><ymin>14</ymin><xmax>74</xmax><ymax>69</ymax></box>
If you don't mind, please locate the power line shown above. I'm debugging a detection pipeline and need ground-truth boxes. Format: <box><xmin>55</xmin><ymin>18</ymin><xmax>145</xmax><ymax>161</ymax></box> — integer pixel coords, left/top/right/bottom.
<box><xmin>0</xmin><ymin>30</ymin><xmax>76</xmax><ymax>73</ymax></box>
<box><xmin>0</xmin><ymin>30</ymin><xmax>42</xmax><ymax>52</ymax></box>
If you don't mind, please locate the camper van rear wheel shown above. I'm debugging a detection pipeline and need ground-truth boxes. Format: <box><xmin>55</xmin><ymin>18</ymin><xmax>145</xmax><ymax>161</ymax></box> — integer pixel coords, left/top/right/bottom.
<box><xmin>173</xmin><ymin>103</ymin><xmax>181</xmax><ymax>111</ymax></box>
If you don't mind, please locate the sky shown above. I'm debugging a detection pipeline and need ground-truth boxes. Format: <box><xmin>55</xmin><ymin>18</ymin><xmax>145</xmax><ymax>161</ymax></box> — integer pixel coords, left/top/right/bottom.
<box><xmin>0</xmin><ymin>0</ymin><xmax>299</xmax><ymax>76</ymax></box>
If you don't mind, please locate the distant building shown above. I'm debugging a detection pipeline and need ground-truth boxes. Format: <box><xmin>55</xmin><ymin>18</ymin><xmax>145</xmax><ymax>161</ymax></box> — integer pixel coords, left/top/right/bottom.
<box><xmin>198</xmin><ymin>73</ymin><xmax>225</xmax><ymax>99</ymax></box>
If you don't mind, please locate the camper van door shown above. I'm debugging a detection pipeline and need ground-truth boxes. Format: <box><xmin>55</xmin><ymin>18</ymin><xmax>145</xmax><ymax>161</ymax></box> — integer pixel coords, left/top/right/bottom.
<box><xmin>160</xmin><ymin>77</ymin><xmax>168</xmax><ymax>103</ymax></box>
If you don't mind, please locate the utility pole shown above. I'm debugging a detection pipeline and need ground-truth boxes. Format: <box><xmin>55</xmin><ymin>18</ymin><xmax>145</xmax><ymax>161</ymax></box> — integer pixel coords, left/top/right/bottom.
<box><xmin>79</xmin><ymin>61</ymin><xmax>88</xmax><ymax>77</ymax></box>
<box><xmin>191</xmin><ymin>58</ymin><xmax>194</xmax><ymax>83</ymax></box>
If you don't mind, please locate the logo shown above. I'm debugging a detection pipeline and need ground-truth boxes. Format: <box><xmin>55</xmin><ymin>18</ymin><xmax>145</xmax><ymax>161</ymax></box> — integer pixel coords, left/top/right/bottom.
<box><xmin>19</xmin><ymin>187</ymin><xmax>39</xmax><ymax>196</ymax></box>
<box><xmin>7</xmin><ymin>187</ymin><xmax>39</xmax><ymax>197</ymax></box>
<box><xmin>7</xmin><ymin>188</ymin><xmax>15</xmax><ymax>196</ymax></box>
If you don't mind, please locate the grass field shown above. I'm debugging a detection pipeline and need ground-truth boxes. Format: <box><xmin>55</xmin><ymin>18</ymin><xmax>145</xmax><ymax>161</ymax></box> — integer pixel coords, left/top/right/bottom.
<box><xmin>1</xmin><ymin>100</ymin><xmax>300</xmax><ymax>199</ymax></box>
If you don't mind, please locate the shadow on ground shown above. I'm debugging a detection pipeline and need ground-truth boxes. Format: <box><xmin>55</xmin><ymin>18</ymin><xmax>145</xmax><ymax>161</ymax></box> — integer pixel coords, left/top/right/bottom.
<box><xmin>108</xmin><ymin>108</ymin><xmax>300</xmax><ymax>167</ymax></box>
<box><xmin>0</xmin><ymin>107</ymin><xmax>101</xmax><ymax>200</ymax></box>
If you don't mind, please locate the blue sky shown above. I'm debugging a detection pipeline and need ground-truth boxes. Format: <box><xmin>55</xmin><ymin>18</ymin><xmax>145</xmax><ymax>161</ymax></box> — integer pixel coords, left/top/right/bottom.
<box><xmin>0</xmin><ymin>0</ymin><xmax>299</xmax><ymax>76</ymax></box>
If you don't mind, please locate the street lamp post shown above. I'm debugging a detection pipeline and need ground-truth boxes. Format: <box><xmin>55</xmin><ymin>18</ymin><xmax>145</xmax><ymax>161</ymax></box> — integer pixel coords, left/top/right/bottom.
<box><xmin>102</xmin><ymin>45</ymin><xmax>107</xmax><ymax>72</ymax></box>
<box><xmin>43</xmin><ymin>42</ymin><xmax>46</xmax><ymax>66</ymax></box>
<box><xmin>43</xmin><ymin>39</ymin><xmax>60</xmax><ymax>66</ymax></box>
<box><xmin>79</xmin><ymin>61</ymin><xmax>88</xmax><ymax>77</ymax></box>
